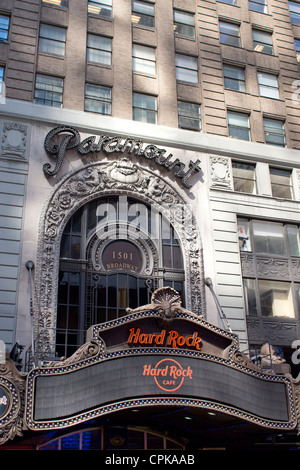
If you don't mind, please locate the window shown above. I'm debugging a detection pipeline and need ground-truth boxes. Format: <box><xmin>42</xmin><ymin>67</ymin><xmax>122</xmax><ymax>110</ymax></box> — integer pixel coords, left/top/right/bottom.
<box><xmin>253</xmin><ymin>29</ymin><xmax>273</xmax><ymax>54</ymax></box>
<box><xmin>232</xmin><ymin>161</ymin><xmax>256</xmax><ymax>194</ymax></box>
<box><xmin>0</xmin><ymin>15</ymin><xmax>9</xmax><ymax>42</ymax></box>
<box><xmin>263</xmin><ymin>118</ymin><xmax>285</xmax><ymax>146</ymax></box>
<box><xmin>249</xmin><ymin>0</ymin><xmax>267</xmax><ymax>13</ymax></box>
<box><xmin>287</xmin><ymin>225</ymin><xmax>300</xmax><ymax>256</ymax></box>
<box><xmin>177</xmin><ymin>101</ymin><xmax>201</xmax><ymax>131</ymax></box>
<box><xmin>133</xmin><ymin>93</ymin><xmax>157</xmax><ymax>123</ymax></box>
<box><xmin>223</xmin><ymin>64</ymin><xmax>245</xmax><ymax>91</ymax></box>
<box><xmin>88</xmin><ymin>0</ymin><xmax>112</xmax><ymax>18</ymax></box>
<box><xmin>239</xmin><ymin>219</ymin><xmax>300</xmax><ymax>256</ymax></box>
<box><xmin>175</xmin><ymin>54</ymin><xmax>198</xmax><ymax>83</ymax></box>
<box><xmin>270</xmin><ymin>167</ymin><xmax>293</xmax><ymax>199</ymax></box>
<box><xmin>34</xmin><ymin>74</ymin><xmax>63</xmax><ymax>107</ymax></box>
<box><xmin>295</xmin><ymin>39</ymin><xmax>300</xmax><ymax>62</ymax></box>
<box><xmin>217</xmin><ymin>0</ymin><xmax>236</xmax><ymax>4</ymax></box>
<box><xmin>289</xmin><ymin>1</ymin><xmax>300</xmax><ymax>23</ymax></box>
<box><xmin>87</xmin><ymin>34</ymin><xmax>112</xmax><ymax>66</ymax></box>
<box><xmin>132</xmin><ymin>44</ymin><xmax>156</xmax><ymax>75</ymax></box>
<box><xmin>228</xmin><ymin>111</ymin><xmax>250</xmax><ymax>140</ymax></box>
<box><xmin>243</xmin><ymin>279</ymin><xmax>257</xmax><ymax>315</ymax></box>
<box><xmin>173</xmin><ymin>10</ymin><xmax>195</xmax><ymax>38</ymax></box>
<box><xmin>85</xmin><ymin>84</ymin><xmax>111</xmax><ymax>115</ymax></box>
<box><xmin>132</xmin><ymin>1</ymin><xmax>155</xmax><ymax>28</ymax></box>
<box><xmin>219</xmin><ymin>21</ymin><xmax>241</xmax><ymax>47</ymax></box>
<box><xmin>39</xmin><ymin>24</ymin><xmax>66</xmax><ymax>56</ymax></box>
<box><xmin>257</xmin><ymin>72</ymin><xmax>279</xmax><ymax>99</ymax></box>
<box><xmin>239</xmin><ymin>218</ymin><xmax>300</xmax><ymax>322</ymax></box>
<box><xmin>252</xmin><ymin>220</ymin><xmax>286</xmax><ymax>255</ymax></box>
<box><xmin>248</xmin><ymin>280</ymin><xmax>294</xmax><ymax>318</ymax></box>
<box><xmin>37</xmin><ymin>427</ymin><xmax>184</xmax><ymax>450</ymax></box>
<box><xmin>42</xmin><ymin>0</ymin><xmax>68</xmax><ymax>7</ymax></box>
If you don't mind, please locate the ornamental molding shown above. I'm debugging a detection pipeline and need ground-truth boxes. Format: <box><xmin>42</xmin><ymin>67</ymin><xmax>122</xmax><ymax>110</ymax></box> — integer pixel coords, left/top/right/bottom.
<box><xmin>209</xmin><ymin>156</ymin><xmax>232</xmax><ymax>189</ymax></box>
<box><xmin>241</xmin><ymin>254</ymin><xmax>291</xmax><ymax>280</ymax></box>
<box><xmin>246</xmin><ymin>317</ymin><xmax>298</xmax><ymax>345</ymax></box>
<box><xmin>0</xmin><ymin>120</ymin><xmax>30</xmax><ymax>161</ymax></box>
<box><xmin>0</xmin><ymin>360</ymin><xmax>26</xmax><ymax>445</ymax></box>
<box><xmin>35</xmin><ymin>160</ymin><xmax>205</xmax><ymax>358</ymax></box>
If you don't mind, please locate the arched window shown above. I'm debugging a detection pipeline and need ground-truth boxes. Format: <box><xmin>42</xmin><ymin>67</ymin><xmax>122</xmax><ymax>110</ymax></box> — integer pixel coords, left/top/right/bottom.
<box><xmin>56</xmin><ymin>196</ymin><xmax>185</xmax><ymax>357</ymax></box>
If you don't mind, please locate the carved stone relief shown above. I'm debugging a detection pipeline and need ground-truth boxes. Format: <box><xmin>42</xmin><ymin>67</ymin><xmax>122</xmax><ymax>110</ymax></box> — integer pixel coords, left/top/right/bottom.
<box><xmin>35</xmin><ymin>160</ymin><xmax>204</xmax><ymax>357</ymax></box>
<box><xmin>209</xmin><ymin>156</ymin><xmax>232</xmax><ymax>189</ymax></box>
<box><xmin>247</xmin><ymin>318</ymin><xmax>298</xmax><ymax>346</ymax></box>
<box><xmin>0</xmin><ymin>121</ymin><xmax>30</xmax><ymax>160</ymax></box>
<box><xmin>256</xmin><ymin>257</ymin><xmax>290</xmax><ymax>279</ymax></box>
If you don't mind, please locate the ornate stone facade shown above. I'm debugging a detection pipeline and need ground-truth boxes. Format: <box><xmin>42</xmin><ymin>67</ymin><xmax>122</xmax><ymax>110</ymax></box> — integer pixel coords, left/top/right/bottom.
<box><xmin>34</xmin><ymin>159</ymin><xmax>205</xmax><ymax>358</ymax></box>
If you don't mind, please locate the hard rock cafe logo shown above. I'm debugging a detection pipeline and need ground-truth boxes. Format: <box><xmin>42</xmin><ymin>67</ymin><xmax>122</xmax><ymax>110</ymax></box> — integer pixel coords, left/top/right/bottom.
<box><xmin>143</xmin><ymin>358</ymin><xmax>193</xmax><ymax>392</ymax></box>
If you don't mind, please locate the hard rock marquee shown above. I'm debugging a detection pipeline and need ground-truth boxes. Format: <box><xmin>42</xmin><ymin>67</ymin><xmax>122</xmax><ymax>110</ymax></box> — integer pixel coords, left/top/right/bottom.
<box><xmin>1</xmin><ymin>286</ymin><xmax>300</xmax><ymax>445</ymax></box>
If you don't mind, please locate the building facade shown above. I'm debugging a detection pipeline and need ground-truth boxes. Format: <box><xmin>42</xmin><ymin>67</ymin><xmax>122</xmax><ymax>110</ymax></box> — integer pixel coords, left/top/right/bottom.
<box><xmin>0</xmin><ymin>0</ymin><xmax>300</xmax><ymax>450</ymax></box>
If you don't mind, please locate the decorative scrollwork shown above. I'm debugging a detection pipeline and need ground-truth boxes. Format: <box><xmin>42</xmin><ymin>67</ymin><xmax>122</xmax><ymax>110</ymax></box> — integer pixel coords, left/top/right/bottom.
<box><xmin>35</xmin><ymin>160</ymin><xmax>204</xmax><ymax>357</ymax></box>
<box><xmin>0</xmin><ymin>360</ymin><xmax>26</xmax><ymax>445</ymax></box>
<box><xmin>43</xmin><ymin>126</ymin><xmax>81</xmax><ymax>177</ymax></box>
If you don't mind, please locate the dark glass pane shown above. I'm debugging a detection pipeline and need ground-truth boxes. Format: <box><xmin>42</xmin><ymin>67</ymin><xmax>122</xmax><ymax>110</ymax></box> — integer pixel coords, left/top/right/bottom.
<box><xmin>129</xmin><ymin>275</ymin><xmax>138</xmax><ymax>308</ymax></box>
<box><xmin>173</xmin><ymin>246</ymin><xmax>183</xmax><ymax>269</ymax></box>
<box><xmin>139</xmin><ymin>278</ymin><xmax>149</xmax><ymax>305</ymax></box>
<box><xmin>127</xmin><ymin>430</ymin><xmax>144</xmax><ymax>449</ymax></box>
<box><xmin>68</xmin><ymin>306</ymin><xmax>79</xmax><ymax>329</ymax></box>
<box><xmin>69</xmin><ymin>274</ymin><xmax>80</xmax><ymax>304</ymax></box>
<box><xmin>163</xmin><ymin>245</ymin><xmax>172</xmax><ymax>268</ymax></box>
<box><xmin>108</xmin><ymin>275</ymin><xmax>117</xmax><ymax>307</ymax></box>
<box><xmin>118</xmin><ymin>274</ymin><xmax>127</xmax><ymax>308</ymax></box>
<box><xmin>71</xmin><ymin>235</ymin><xmax>81</xmax><ymax>259</ymax></box>
<box><xmin>60</xmin><ymin>234</ymin><xmax>70</xmax><ymax>258</ymax></box>
<box><xmin>108</xmin><ymin>308</ymin><xmax>117</xmax><ymax>321</ymax></box>
<box><xmin>58</xmin><ymin>272</ymin><xmax>68</xmax><ymax>303</ymax></box>
<box><xmin>147</xmin><ymin>434</ymin><xmax>164</xmax><ymax>449</ymax></box>
<box><xmin>96</xmin><ymin>308</ymin><xmax>106</xmax><ymax>324</ymax></box>
<box><xmin>96</xmin><ymin>277</ymin><xmax>106</xmax><ymax>306</ymax></box>
<box><xmin>57</xmin><ymin>305</ymin><xmax>67</xmax><ymax>328</ymax></box>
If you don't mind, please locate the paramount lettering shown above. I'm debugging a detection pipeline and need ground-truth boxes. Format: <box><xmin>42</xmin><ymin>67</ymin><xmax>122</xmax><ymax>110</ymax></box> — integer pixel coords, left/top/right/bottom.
<box><xmin>43</xmin><ymin>126</ymin><xmax>201</xmax><ymax>188</ymax></box>
<box><xmin>128</xmin><ymin>327</ymin><xmax>202</xmax><ymax>351</ymax></box>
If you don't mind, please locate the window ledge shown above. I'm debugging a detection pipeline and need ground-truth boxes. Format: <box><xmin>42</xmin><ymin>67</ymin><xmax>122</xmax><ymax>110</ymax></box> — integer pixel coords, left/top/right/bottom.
<box><xmin>38</xmin><ymin>51</ymin><xmax>66</xmax><ymax>60</ymax></box>
<box><xmin>132</xmin><ymin>24</ymin><xmax>155</xmax><ymax>33</ymax></box>
<box><xmin>133</xmin><ymin>71</ymin><xmax>157</xmax><ymax>79</ymax></box>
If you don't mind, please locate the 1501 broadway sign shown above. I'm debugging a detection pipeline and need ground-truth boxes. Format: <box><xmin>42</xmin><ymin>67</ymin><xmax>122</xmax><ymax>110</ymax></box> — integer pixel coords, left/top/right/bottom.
<box><xmin>43</xmin><ymin>126</ymin><xmax>201</xmax><ymax>188</ymax></box>
<box><xmin>23</xmin><ymin>287</ymin><xmax>299</xmax><ymax>433</ymax></box>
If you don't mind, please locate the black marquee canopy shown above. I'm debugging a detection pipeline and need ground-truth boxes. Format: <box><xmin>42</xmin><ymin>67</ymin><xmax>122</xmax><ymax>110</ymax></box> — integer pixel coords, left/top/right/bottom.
<box><xmin>0</xmin><ymin>287</ymin><xmax>300</xmax><ymax>447</ymax></box>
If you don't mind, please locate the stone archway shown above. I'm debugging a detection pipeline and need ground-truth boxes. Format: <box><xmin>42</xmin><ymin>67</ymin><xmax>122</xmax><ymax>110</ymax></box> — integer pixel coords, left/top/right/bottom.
<box><xmin>34</xmin><ymin>159</ymin><xmax>205</xmax><ymax>357</ymax></box>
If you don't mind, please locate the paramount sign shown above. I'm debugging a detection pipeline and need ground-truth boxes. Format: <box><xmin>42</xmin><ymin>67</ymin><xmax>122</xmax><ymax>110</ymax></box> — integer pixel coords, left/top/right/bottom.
<box><xmin>43</xmin><ymin>126</ymin><xmax>201</xmax><ymax>188</ymax></box>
